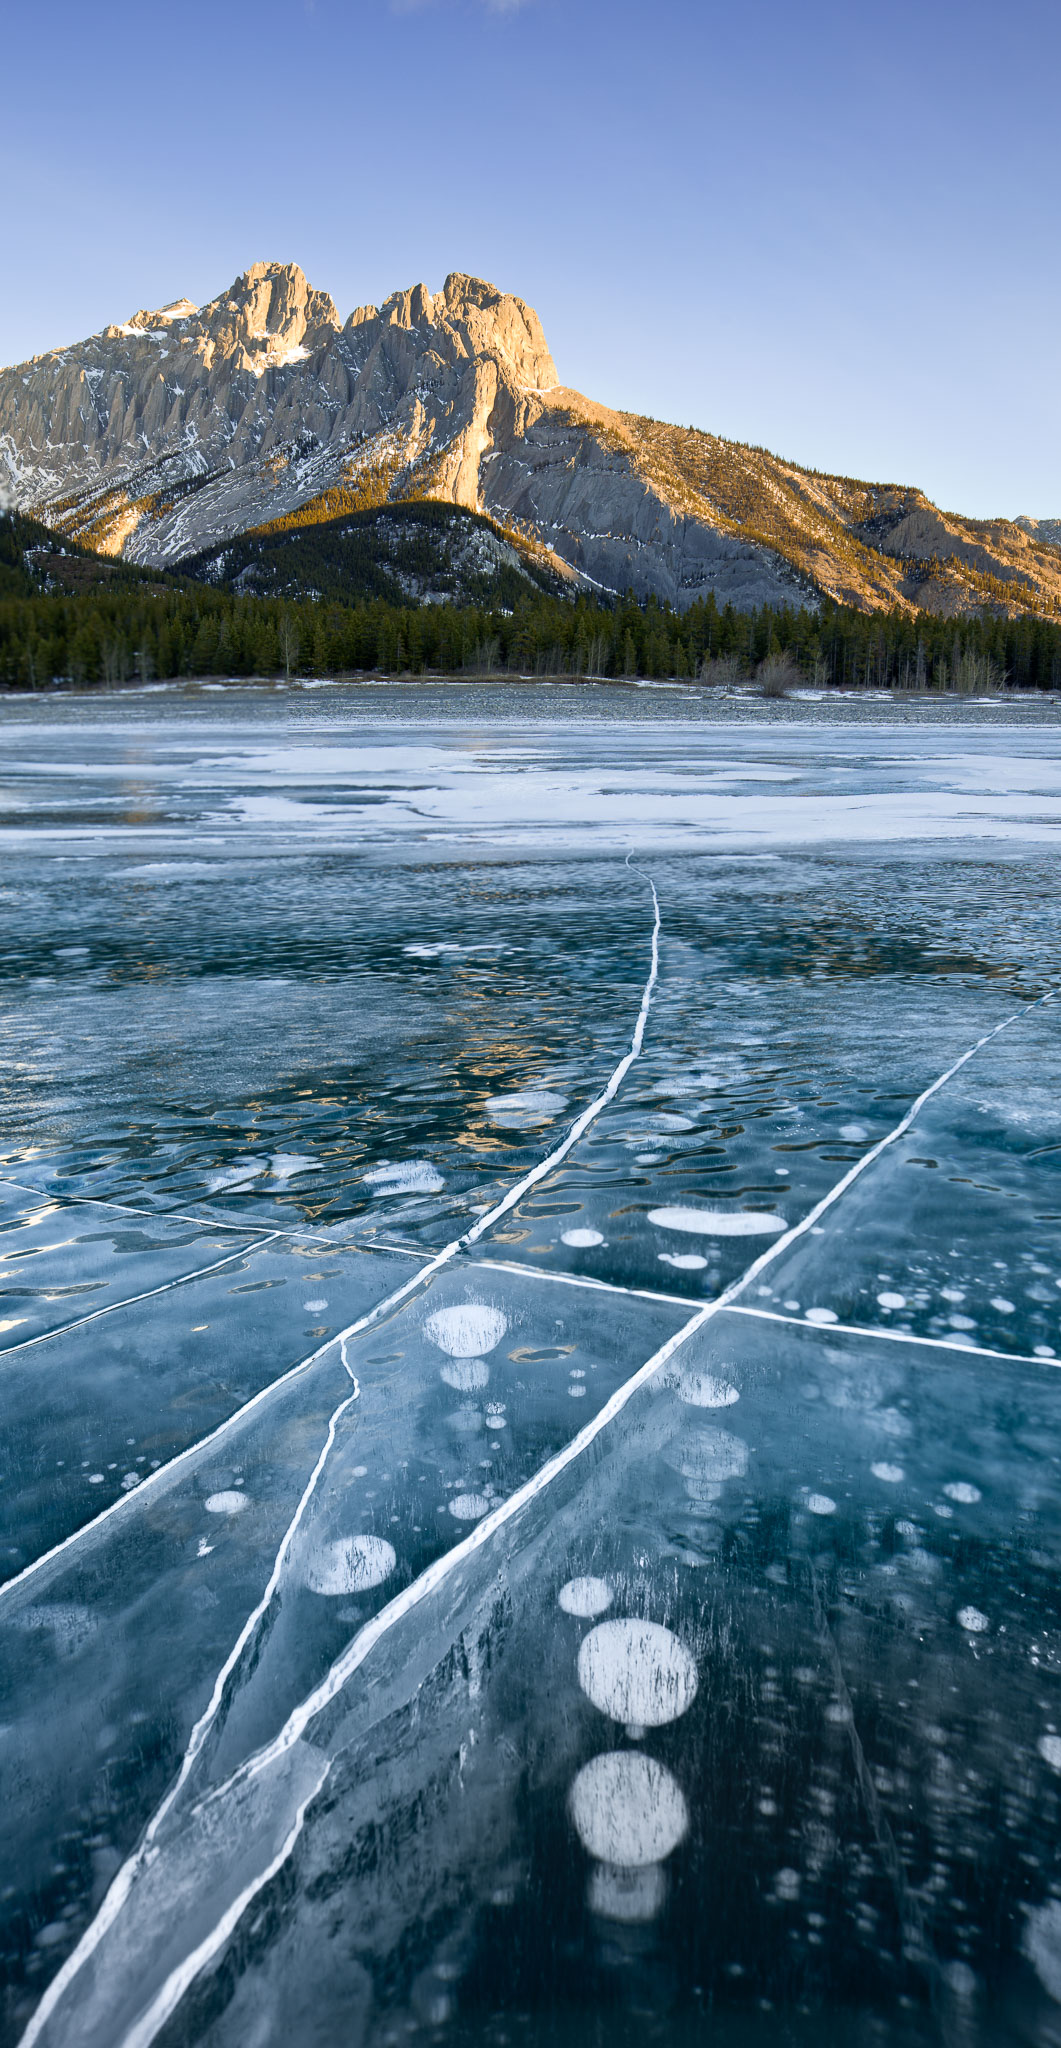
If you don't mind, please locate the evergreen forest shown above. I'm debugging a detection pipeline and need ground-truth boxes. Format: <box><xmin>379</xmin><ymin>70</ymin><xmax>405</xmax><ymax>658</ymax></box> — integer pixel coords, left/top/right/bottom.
<box><xmin>3</xmin><ymin>508</ymin><xmax>1061</xmax><ymax>694</ymax></box>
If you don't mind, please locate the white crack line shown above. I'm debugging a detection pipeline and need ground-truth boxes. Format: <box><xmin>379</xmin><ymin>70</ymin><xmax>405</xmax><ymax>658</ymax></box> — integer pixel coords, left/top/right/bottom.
<box><xmin>23</xmin><ymin>974</ymin><xmax>1044</xmax><ymax>2048</ymax></box>
<box><xmin>19</xmin><ymin>878</ymin><xmax>663</xmax><ymax>2048</ymax></box>
<box><xmin>475</xmin><ymin>1268</ymin><xmax>1061</xmax><ymax>1372</ymax></box>
<box><xmin>0</xmin><ymin>1174</ymin><xmax>396</xmax><ymax>1250</ymax></box>
<box><xmin>722</xmin><ymin>1302</ymin><xmax>1060</xmax><ymax>1368</ymax></box>
<box><xmin>2</xmin><ymin>884</ymin><xmax>660</xmax><ymax>1619</ymax></box>
<box><xmin>0</xmin><ymin>1235</ymin><xmax>281</xmax><ymax>1361</ymax></box>
<box><xmin>476</xmin><ymin>1255</ymin><xmax>688</xmax><ymax>1308</ymax></box>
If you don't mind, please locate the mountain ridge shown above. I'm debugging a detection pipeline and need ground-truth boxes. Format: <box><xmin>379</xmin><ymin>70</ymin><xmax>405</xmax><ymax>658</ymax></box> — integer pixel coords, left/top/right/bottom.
<box><xmin>2</xmin><ymin>260</ymin><xmax>1060</xmax><ymax>619</ymax></box>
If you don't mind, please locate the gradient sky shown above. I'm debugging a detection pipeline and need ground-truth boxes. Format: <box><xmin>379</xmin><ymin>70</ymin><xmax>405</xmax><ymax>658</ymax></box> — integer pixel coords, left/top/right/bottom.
<box><xmin>5</xmin><ymin>0</ymin><xmax>1058</xmax><ymax>516</ymax></box>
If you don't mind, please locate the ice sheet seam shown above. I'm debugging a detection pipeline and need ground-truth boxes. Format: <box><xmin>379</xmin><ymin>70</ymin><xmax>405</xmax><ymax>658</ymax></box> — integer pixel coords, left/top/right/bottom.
<box><xmin>723</xmin><ymin>1302</ymin><xmax>1061</xmax><ymax>1369</ymax></box>
<box><xmin>0</xmin><ymin>1235</ymin><xmax>281</xmax><ymax>1361</ymax></box>
<box><xmin>18</xmin><ymin>874</ymin><xmax>663</xmax><ymax>2046</ymax></box>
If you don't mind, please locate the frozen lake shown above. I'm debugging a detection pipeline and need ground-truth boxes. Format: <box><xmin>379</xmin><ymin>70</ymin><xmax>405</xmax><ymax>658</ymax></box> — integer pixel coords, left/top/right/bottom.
<box><xmin>2</xmin><ymin>681</ymin><xmax>1061</xmax><ymax>2048</ymax></box>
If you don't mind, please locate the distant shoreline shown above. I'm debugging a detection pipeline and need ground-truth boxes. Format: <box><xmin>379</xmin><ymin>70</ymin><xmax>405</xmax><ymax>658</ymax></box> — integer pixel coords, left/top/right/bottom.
<box><xmin>4</xmin><ymin>676</ymin><xmax>1061</xmax><ymax>725</ymax></box>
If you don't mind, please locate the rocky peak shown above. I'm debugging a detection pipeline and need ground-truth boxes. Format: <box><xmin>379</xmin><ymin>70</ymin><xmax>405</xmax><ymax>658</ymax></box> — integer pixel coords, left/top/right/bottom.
<box><xmin>364</xmin><ymin>271</ymin><xmax>557</xmax><ymax>390</ymax></box>
<box><xmin>122</xmin><ymin>298</ymin><xmax>200</xmax><ymax>334</ymax></box>
<box><xmin>190</xmin><ymin>263</ymin><xmax>340</xmax><ymax>368</ymax></box>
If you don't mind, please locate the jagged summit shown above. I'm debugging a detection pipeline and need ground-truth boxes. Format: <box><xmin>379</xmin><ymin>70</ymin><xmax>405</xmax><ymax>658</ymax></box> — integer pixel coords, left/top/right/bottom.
<box><xmin>1</xmin><ymin>261</ymin><xmax>1059</xmax><ymax>616</ymax></box>
<box><xmin>101</xmin><ymin>262</ymin><xmax>340</xmax><ymax>371</ymax></box>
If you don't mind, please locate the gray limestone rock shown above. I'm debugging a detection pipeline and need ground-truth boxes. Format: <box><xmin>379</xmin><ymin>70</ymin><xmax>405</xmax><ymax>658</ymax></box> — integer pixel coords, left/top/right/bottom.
<box><xmin>2</xmin><ymin>261</ymin><xmax>1056</xmax><ymax>616</ymax></box>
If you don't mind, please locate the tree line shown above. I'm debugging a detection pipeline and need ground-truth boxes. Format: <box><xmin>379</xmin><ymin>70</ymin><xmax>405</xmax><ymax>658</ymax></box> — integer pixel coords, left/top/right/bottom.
<box><xmin>3</xmin><ymin>580</ymin><xmax>1061</xmax><ymax>693</ymax></box>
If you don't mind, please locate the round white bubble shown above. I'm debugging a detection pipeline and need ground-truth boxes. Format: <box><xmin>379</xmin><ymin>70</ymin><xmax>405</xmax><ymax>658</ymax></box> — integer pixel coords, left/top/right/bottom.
<box><xmin>648</xmin><ymin>1206</ymin><xmax>785</xmax><ymax>1237</ymax></box>
<box><xmin>957</xmin><ymin>1606</ymin><xmax>989</xmax><ymax>1633</ymax></box>
<box><xmin>677</xmin><ymin>1428</ymin><xmax>749</xmax><ymax>1484</ymax></box>
<box><xmin>1025</xmin><ymin>1899</ymin><xmax>1061</xmax><ymax>2004</ymax></box>
<box><xmin>871</xmin><ymin>1462</ymin><xmax>905</xmax><ymax>1484</ymax></box>
<box><xmin>570</xmin><ymin>1752</ymin><xmax>689</xmax><ymax>1868</ymax></box>
<box><xmin>943</xmin><ymin>1482</ymin><xmax>981</xmax><ymax>1504</ymax></box>
<box><xmin>588</xmin><ymin>1862</ymin><xmax>667</xmax><ymax>1923</ymax></box>
<box><xmin>303</xmin><ymin>1298</ymin><xmax>328</xmax><ymax>1313</ymax></box>
<box><xmin>448</xmin><ymin>1492</ymin><xmax>492</xmax><ymax>1521</ymax></box>
<box><xmin>559</xmin><ymin>1576</ymin><xmax>613</xmax><ymax>1618</ymax></box>
<box><xmin>839</xmin><ymin>1124</ymin><xmax>869</xmax><ymax>1142</ymax></box>
<box><xmin>806</xmin><ymin>1493</ymin><xmax>837</xmax><ymax>1516</ymax></box>
<box><xmin>440</xmin><ymin>1358</ymin><xmax>490</xmax><ymax>1391</ymax></box>
<box><xmin>424</xmin><ymin>1304</ymin><xmax>508</xmax><ymax>1357</ymax></box>
<box><xmin>1038</xmin><ymin>1735</ymin><xmax>1061</xmax><ymax>1770</ymax></box>
<box><xmin>204</xmin><ymin>1491</ymin><xmax>249</xmax><ymax>1515</ymax></box>
<box><xmin>578</xmin><ymin>1619</ymin><xmax>698</xmax><ymax>1728</ymax></box>
<box><xmin>486</xmin><ymin>1090</ymin><xmax>567</xmax><ymax>1129</ymax></box>
<box><xmin>877</xmin><ymin>1292</ymin><xmax>906</xmax><ymax>1311</ymax></box>
<box><xmin>363</xmin><ymin>1160</ymin><xmax>444</xmax><ymax>1195</ymax></box>
<box><xmin>561</xmin><ymin>1228</ymin><xmax>604</xmax><ymax>1248</ymax></box>
<box><xmin>805</xmin><ymin>1308</ymin><xmax>839</xmax><ymax>1326</ymax></box>
<box><xmin>658</xmin><ymin>1252</ymin><xmax>709</xmax><ymax>1271</ymax></box>
<box><xmin>306</xmin><ymin>1534</ymin><xmax>397</xmax><ymax>1595</ymax></box>
<box><xmin>671</xmin><ymin>1371</ymin><xmax>739</xmax><ymax>1408</ymax></box>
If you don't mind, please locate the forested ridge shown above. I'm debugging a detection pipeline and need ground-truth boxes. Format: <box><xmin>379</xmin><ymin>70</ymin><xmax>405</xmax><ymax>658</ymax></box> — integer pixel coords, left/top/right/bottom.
<box><xmin>3</xmin><ymin>510</ymin><xmax>1061</xmax><ymax>692</ymax></box>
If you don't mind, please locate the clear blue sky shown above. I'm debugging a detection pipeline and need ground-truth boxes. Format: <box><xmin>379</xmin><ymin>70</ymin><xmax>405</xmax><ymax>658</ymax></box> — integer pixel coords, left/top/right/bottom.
<box><xmin>5</xmin><ymin>0</ymin><xmax>1058</xmax><ymax>516</ymax></box>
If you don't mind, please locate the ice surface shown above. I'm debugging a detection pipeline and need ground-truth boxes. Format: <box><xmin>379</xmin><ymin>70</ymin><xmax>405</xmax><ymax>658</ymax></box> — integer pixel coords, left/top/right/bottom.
<box><xmin>0</xmin><ymin>1237</ymin><xmax>414</xmax><ymax>1579</ymax></box>
<box><xmin>2</xmin><ymin>687</ymin><xmax>1061</xmax><ymax>2048</ymax></box>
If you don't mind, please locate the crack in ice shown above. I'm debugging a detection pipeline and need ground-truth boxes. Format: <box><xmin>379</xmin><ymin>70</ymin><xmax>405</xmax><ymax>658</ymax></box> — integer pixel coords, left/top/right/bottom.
<box><xmin>18</xmin><ymin>875</ymin><xmax>662</xmax><ymax>2048</ymax></box>
<box><xmin>0</xmin><ymin>1233</ymin><xmax>281</xmax><ymax>1361</ymax></box>
<box><xmin>18</xmin><ymin>950</ymin><xmax>1048</xmax><ymax>2048</ymax></box>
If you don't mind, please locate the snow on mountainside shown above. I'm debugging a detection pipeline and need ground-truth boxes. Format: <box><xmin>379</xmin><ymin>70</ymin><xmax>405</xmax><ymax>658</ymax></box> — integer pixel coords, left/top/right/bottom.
<box><xmin>2</xmin><ymin>260</ymin><xmax>1060</xmax><ymax>617</ymax></box>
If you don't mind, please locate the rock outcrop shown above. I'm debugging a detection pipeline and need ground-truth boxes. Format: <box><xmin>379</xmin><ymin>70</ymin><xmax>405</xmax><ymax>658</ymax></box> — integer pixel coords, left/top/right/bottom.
<box><xmin>2</xmin><ymin>260</ymin><xmax>1060</xmax><ymax>617</ymax></box>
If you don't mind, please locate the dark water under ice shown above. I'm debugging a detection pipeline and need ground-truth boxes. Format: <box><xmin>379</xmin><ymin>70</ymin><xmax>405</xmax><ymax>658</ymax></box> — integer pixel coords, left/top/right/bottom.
<box><xmin>2</xmin><ymin>682</ymin><xmax>1061</xmax><ymax>2048</ymax></box>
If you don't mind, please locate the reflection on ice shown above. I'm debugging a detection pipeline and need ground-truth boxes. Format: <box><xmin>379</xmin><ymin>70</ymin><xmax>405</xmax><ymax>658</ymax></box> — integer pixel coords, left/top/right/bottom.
<box><xmin>587</xmin><ymin>1859</ymin><xmax>667</xmax><ymax>1923</ymax></box>
<box><xmin>439</xmin><ymin>1357</ymin><xmax>490</xmax><ymax>1390</ymax></box>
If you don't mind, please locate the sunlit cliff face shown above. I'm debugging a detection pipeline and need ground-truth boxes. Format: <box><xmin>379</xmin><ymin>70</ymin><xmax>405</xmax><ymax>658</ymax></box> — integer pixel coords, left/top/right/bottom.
<box><xmin>7</xmin><ymin>260</ymin><xmax>1060</xmax><ymax>617</ymax></box>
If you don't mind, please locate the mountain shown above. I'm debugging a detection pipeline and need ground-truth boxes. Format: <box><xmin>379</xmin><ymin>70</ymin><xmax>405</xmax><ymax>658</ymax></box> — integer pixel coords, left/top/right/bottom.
<box><xmin>2</xmin><ymin>260</ymin><xmax>1060</xmax><ymax>618</ymax></box>
<box><xmin>185</xmin><ymin>500</ymin><xmax>577</xmax><ymax>607</ymax></box>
